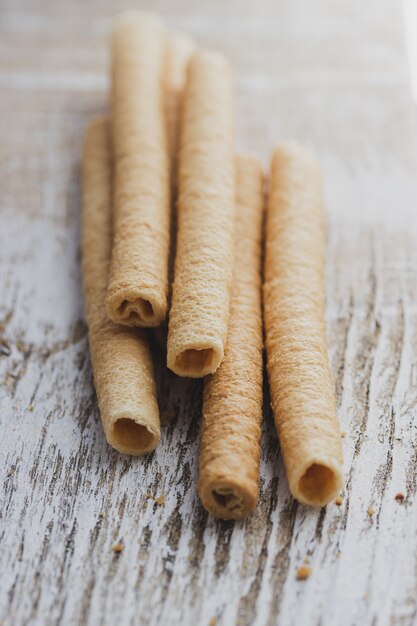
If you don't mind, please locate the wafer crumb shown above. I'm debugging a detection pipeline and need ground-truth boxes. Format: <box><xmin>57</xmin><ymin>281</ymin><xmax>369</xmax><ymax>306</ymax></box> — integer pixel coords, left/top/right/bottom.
<box><xmin>147</xmin><ymin>494</ymin><xmax>166</xmax><ymax>506</ymax></box>
<box><xmin>335</xmin><ymin>496</ymin><xmax>343</xmax><ymax>506</ymax></box>
<box><xmin>341</xmin><ymin>431</ymin><xmax>347</xmax><ymax>438</ymax></box>
<box><xmin>209</xmin><ymin>619</ymin><xmax>217</xmax><ymax>626</ymax></box>
<box><xmin>112</xmin><ymin>543</ymin><xmax>124</xmax><ymax>554</ymax></box>
<box><xmin>296</xmin><ymin>565</ymin><xmax>312</xmax><ymax>580</ymax></box>
<box><xmin>367</xmin><ymin>505</ymin><xmax>375</xmax><ymax>516</ymax></box>
<box><xmin>395</xmin><ymin>492</ymin><xmax>405</xmax><ymax>503</ymax></box>
<box><xmin>28</xmin><ymin>403</ymin><xmax>34</xmax><ymax>412</ymax></box>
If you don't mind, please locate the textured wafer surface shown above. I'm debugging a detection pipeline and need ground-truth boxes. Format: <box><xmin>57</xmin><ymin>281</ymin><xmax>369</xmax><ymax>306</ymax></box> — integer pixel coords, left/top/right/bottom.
<box><xmin>153</xmin><ymin>33</ymin><xmax>195</xmax><ymax>349</ymax></box>
<box><xmin>167</xmin><ymin>49</ymin><xmax>235</xmax><ymax>377</ymax></box>
<box><xmin>198</xmin><ymin>155</ymin><xmax>264</xmax><ymax>519</ymax></box>
<box><xmin>165</xmin><ymin>33</ymin><xmax>195</xmax><ymax>164</ymax></box>
<box><xmin>106</xmin><ymin>12</ymin><xmax>170</xmax><ymax>328</ymax></box>
<box><xmin>264</xmin><ymin>141</ymin><xmax>343</xmax><ymax>506</ymax></box>
<box><xmin>82</xmin><ymin>117</ymin><xmax>160</xmax><ymax>455</ymax></box>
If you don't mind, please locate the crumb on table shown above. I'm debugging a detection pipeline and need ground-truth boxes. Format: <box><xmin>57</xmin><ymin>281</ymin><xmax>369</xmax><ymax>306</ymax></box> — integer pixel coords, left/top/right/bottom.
<box><xmin>111</xmin><ymin>543</ymin><xmax>124</xmax><ymax>554</ymax></box>
<box><xmin>296</xmin><ymin>565</ymin><xmax>312</xmax><ymax>581</ymax></box>
<box><xmin>147</xmin><ymin>494</ymin><xmax>166</xmax><ymax>506</ymax></box>
<box><xmin>367</xmin><ymin>505</ymin><xmax>376</xmax><ymax>516</ymax></box>
<box><xmin>335</xmin><ymin>496</ymin><xmax>343</xmax><ymax>506</ymax></box>
<box><xmin>395</xmin><ymin>492</ymin><xmax>405</xmax><ymax>503</ymax></box>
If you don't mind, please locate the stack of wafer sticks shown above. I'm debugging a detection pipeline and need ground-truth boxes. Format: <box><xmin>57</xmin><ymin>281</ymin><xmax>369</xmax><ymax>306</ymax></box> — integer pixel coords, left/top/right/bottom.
<box><xmin>82</xmin><ymin>11</ymin><xmax>344</xmax><ymax>519</ymax></box>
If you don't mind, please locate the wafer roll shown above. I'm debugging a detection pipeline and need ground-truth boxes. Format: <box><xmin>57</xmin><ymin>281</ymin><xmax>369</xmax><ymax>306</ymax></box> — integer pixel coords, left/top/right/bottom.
<box><xmin>167</xmin><ymin>49</ymin><xmax>235</xmax><ymax>377</ymax></box>
<box><xmin>153</xmin><ymin>34</ymin><xmax>195</xmax><ymax>351</ymax></box>
<box><xmin>264</xmin><ymin>142</ymin><xmax>343</xmax><ymax>506</ymax></box>
<box><xmin>82</xmin><ymin>117</ymin><xmax>160</xmax><ymax>455</ymax></box>
<box><xmin>165</xmin><ymin>33</ymin><xmax>195</xmax><ymax>164</ymax></box>
<box><xmin>106</xmin><ymin>12</ymin><xmax>170</xmax><ymax>328</ymax></box>
<box><xmin>198</xmin><ymin>155</ymin><xmax>264</xmax><ymax>519</ymax></box>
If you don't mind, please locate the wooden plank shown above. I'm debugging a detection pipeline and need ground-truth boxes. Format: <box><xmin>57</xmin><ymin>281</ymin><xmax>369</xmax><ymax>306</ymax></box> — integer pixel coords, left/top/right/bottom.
<box><xmin>1</xmin><ymin>1</ymin><xmax>417</xmax><ymax>625</ymax></box>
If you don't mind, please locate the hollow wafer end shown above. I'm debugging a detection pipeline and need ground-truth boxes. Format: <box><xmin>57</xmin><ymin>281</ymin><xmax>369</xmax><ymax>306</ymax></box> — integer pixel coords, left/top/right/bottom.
<box><xmin>108</xmin><ymin>417</ymin><xmax>160</xmax><ymax>456</ymax></box>
<box><xmin>106</xmin><ymin>288</ymin><xmax>167</xmax><ymax>328</ymax></box>
<box><xmin>198</xmin><ymin>477</ymin><xmax>257</xmax><ymax>520</ymax></box>
<box><xmin>292</xmin><ymin>459</ymin><xmax>344</xmax><ymax>507</ymax></box>
<box><xmin>167</xmin><ymin>345</ymin><xmax>223</xmax><ymax>378</ymax></box>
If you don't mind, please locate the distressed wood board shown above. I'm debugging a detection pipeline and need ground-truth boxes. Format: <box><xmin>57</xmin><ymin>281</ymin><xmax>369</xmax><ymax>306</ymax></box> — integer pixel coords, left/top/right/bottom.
<box><xmin>1</xmin><ymin>1</ymin><xmax>417</xmax><ymax>625</ymax></box>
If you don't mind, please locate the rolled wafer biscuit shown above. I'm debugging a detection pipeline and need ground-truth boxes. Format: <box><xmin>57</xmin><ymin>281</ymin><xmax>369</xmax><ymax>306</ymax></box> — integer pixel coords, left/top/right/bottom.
<box><xmin>264</xmin><ymin>141</ymin><xmax>343</xmax><ymax>506</ymax></box>
<box><xmin>198</xmin><ymin>155</ymin><xmax>264</xmax><ymax>519</ymax></box>
<box><xmin>106</xmin><ymin>12</ymin><xmax>170</xmax><ymax>328</ymax></box>
<box><xmin>82</xmin><ymin>117</ymin><xmax>160</xmax><ymax>455</ymax></box>
<box><xmin>153</xmin><ymin>34</ymin><xmax>195</xmax><ymax>351</ymax></box>
<box><xmin>165</xmin><ymin>33</ymin><xmax>195</xmax><ymax>164</ymax></box>
<box><xmin>167</xmin><ymin>49</ymin><xmax>235</xmax><ymax>378</ymax></box>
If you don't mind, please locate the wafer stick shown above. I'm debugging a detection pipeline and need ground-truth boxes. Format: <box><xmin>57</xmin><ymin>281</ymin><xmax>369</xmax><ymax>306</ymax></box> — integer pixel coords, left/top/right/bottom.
<box><xmin>264</xmin><ymin>142</ymin><xmax>343</xmax><ymax>506</ymax></box>
<box><xmin>106</xmin><ymin>12</ymin><xmax>170</xmax><ymax>328</ymax></box>
<box><xmin>153</xmin><ymin>34</ymin><xmax>195</xmax><ymax>351</ymax></box>
<box><xmin>167</xmin><ymin>49</ymin><xmax>235</xmax><ymax>377</ymax></box>
<box><xmin>165</xmin><ymin>33</ymin><xmax>195</xmax><ymax>164</ymax></box>
<box><xmin>82</xmin><ymin>117</ymin><xmax>160</xmax><ymax>455</ymax></box>
<box><xmin>198</xmin><ymin>155</ymin><xmax>264</xmax><ymax>519</ymax></box>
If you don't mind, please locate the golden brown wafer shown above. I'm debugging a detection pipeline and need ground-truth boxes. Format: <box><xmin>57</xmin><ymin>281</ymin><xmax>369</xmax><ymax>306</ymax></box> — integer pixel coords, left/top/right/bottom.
<box><xmin>153</xmin><ymin>34</ymin><xmax>195</xmax><ymax>351</ymax></box>
<box><xmin>167</xmin><ymin>49</ymin><xmax>235</xmax><ymax>378</ymax></box>
<box><xmin>82</xmin><ymin>117</ymin><xmax>160</xmax><ymax>455</ymax></box>
<box><xmin>264</xmin><ymin>141</ymin><xmax>343</xmax><ymax>506</ymax></box>
<box><xmin>198</xmin><ymin>155</ymin><xmax>264</xmax><ymax>520</ymax></box>
<box><xmin>165</xmin><ymin>33</ymin><xmax>195</xmax><ymax>164</ymax></box>
<box><xmin>106</xmin><ymin>12</ymin><xmax>170</xmax><ymax>328</ymax></box>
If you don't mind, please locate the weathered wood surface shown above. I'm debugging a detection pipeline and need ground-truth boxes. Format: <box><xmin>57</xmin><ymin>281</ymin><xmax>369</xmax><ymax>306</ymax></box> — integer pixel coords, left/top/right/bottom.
<box><xmin>1</xmin><ymin>1</ymin><xmax>417</xmax><ymax>625</ymax></box>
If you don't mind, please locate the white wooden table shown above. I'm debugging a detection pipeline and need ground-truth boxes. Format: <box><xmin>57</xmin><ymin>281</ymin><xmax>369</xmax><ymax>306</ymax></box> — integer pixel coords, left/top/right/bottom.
<box><xmin>1</xmin><ymin>1</ymin><xmax>417</xmax><ymax>625</ymax></box>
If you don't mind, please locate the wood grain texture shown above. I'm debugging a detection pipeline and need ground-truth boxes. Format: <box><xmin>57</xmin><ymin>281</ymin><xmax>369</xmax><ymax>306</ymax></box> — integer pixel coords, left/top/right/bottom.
<box><xmin>1</xmin><ymin>1</ymin><xmax>417</xmax><ymax>625</ymax></box>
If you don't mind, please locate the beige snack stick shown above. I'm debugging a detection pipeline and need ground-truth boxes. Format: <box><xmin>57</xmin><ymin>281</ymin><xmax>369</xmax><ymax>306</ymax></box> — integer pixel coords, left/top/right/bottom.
<box><xmin>82</xmin><ymin>117</ymin><xmax>160</xmax><ymax>455</ymax></box>
<box><xmin>165</xmin><ymin>33</ymin><xmax>195</xmax><ymax>164</ymax></box>
<box><xmin>198</xmin><ymin>155</ymin><xmax>264</xmax><ymax>519</ymax></box>
<box><xmin>167</xmin><ymin>49</ymin><xmax>235</xmax><ymax>377</ymax></box>
<box><xmin>106</xmin><ymin>12</ymin><xmax>170</xmax><ymax>328</ymax></box>
<box><xmin>264</xmin><ymin>141</ymin><xmax>343</xmax><ymax>506</ymax></box>
<box><xmin>153</xmin><ymin>34</ymin><xmax>195</xmax><ymax>351</ymax></box>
